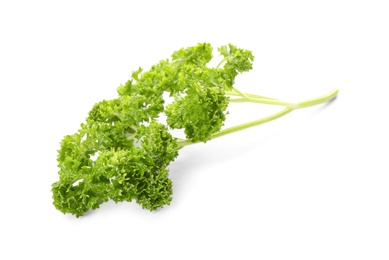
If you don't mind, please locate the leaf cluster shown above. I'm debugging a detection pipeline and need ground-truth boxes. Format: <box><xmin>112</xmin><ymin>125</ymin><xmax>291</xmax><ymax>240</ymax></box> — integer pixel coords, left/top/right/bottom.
<box><xmin>52</xmin><ymin>43</ymin><xmax>254</xmax><ymax>216</ymax></box>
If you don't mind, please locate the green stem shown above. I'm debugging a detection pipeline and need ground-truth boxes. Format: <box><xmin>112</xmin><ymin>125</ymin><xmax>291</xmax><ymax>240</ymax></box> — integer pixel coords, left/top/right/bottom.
<box><xmin>177</xmin><ymin>88</ymin><xmax>338</xmax><ymax>148</ymax></box>
<box><xmin>227</xmin><ymin>88</ymin><xmax>295</xmax><ymax>107</ymax></box>
<box><xmin>229</xmin><ymin>97</ymin><xmax>296</xmax><ymax>107</ymax></box>
<box><xmin>295</xmin><ymin>88</ymin><xmax>339</xmax><ymax>108</ymax></box>
<box><xmin>216</xmin><ymin>58</ymin><xmax>226</xmax><ymax>69</ymax></box>
<box><xmin>211</xmin><ymin>107</ymin><xmax>294</xmax><ymax>139</ymax></box>
<box><xmin>226</xmin><ymin>90</ymin><xmax>278</xmax><ymax>101</ymax></box>
<box><xmin>231</xmin><ymin>87</ymin><xmax>250</xmax><ymax>99</ymax></box>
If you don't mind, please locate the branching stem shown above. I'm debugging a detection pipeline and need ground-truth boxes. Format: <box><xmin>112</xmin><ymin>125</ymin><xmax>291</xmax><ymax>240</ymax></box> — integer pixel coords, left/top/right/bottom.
<box><xmin>216</xmin><ymin>58</ymin><xmax>226</xmax><ymax>69</ymax></box>
<box><xmin>177</xmin><ymin>88</ymin><xmax>338</xmax><ymax>148</ymax></box>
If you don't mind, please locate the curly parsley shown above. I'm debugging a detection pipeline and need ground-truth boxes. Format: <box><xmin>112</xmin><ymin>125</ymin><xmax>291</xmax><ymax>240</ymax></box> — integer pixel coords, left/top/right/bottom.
<box><xmin>52</xmin><ymin>43</ymin><xmax>338</xmax><ymax>217</ymax></box>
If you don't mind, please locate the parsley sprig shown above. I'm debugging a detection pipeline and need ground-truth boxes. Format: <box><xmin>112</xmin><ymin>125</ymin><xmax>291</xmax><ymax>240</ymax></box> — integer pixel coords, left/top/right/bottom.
<box><xmin>52</xmin><ymin>43</ymin><xmax>338</xmax><ymax>217</ymax></box>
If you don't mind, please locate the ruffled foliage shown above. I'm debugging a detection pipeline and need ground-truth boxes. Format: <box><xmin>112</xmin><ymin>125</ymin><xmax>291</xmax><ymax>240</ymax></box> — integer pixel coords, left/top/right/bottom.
<box><xmin>52</xmin><ymin>43</ymin><xmax>254</xmax><ymax>217</ymax></box>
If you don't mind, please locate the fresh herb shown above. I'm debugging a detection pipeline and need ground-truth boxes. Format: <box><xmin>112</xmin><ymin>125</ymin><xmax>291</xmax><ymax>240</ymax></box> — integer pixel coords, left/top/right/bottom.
<box><xmin>52</xmin><ymin>43</ymin><xmax>338</xmax><ymax>217</ymax></box>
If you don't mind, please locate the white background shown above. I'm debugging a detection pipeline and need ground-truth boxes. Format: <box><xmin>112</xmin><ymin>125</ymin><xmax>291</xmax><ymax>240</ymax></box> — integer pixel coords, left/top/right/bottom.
<box><xmin>1</xmin><ymin>0</ymin><xmax>388</xmax><ymax>259</ymax></box>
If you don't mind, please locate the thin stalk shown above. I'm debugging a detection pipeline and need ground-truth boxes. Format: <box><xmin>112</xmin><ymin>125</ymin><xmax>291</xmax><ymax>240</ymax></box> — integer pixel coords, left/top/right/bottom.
<box><xmin>216</xmin><ymin>58</ymin><xmax>227</xmax><ymax>68</ymax></box>
<box><xmin>227</xmin><ymin>88</ymin><xmax>294</xmax><ymax>106</ymax></box>
<box><xmin>295</xmin><ymin>88</ymin><xmax>339</xmax><ymax>108</ymax></box>
<box><xmin>231</xmin><ymin>87</ymin><xmax>250</xmax><ymax>99</ymax></box>
<box><xmin>229</xmin><ymin>97</ymin><xmax>296</xmax><ymax>107</ymax></box>
<box><xmin>177</xmin><ymin>88</ymin><xmax>338</xmax><ymax>148</ymax></box>
<box><xmin>211</xmin><ymin>107</ymin><xmax>293</xmax><ymax>139</ymax></box>
<box><xmin>226</xmin><ymin>90</ymin><xmax>278</xmax><ymax>101</ymax></box>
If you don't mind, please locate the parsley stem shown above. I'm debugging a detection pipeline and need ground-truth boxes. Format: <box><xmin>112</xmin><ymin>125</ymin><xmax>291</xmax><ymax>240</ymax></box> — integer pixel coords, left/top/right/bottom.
<box><xmin>231</xmin><ymin>87</ymin><xmax>250</xmax><ymax>99</ymax></box>
<box><xmin>227</xmin><ymin>89</ymin><xmax>295</xmax><ymax>106</ymax></box>
<box><xmin>216</xmin><ymin>58</ymin><xmax>227</xmax><ymax>68</ymax></box>
<box><xmin>295</xmin><ymin>88</ymin><xmax>339</xmax><ymax>108</ymax></box>
<box><xmin>177</xmin><ymin>88</ymin><xmax>338</xmax><ymax>148</ymax></box>
<box><xmin>215</xmin><ymin>88</ymin><xmax>338</xmax><ymax>139</ymax></box>
<box><xmin>226</xmin><ymin>89</ymin><xmax>278</xmax><ymax>100</ymax></box>
<box><xmin>212</xmin><ymin>106</ymin><xmax>294</xmax><ymax>139</ymax></box>
<box><xmin>229</xmin><ymin>97</ymin><xmax>296</xmax><ymax>107</ymax></box>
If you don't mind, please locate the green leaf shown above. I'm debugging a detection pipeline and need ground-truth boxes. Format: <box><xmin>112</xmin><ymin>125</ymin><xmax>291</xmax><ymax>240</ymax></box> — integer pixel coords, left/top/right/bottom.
<box><xmin>52</xmin><ymin>43</ymin><xmax>259</xmax><ymax>216</ymax></box>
